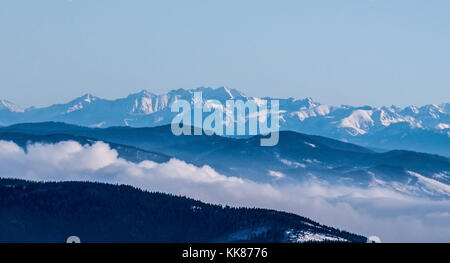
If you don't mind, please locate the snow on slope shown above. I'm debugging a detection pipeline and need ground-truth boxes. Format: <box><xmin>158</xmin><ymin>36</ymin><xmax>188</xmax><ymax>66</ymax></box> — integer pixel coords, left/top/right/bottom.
<box><xmin>436</xmin><ymin>123</ymin><xmax>450</xmax><ymax>130</ymax></box>
<box><xmin>286</xmin><ymin>229</ymin><xmax>348</xmax><ymax>243</ymax></box>
<box><xmin>407</xmin><ymin>171</ymin><xmax>450</xmax><ymax>196</ymax></box>
<box><xmin>339</xmin><ymin>110</ymin><xmax>374</xmax><ymax>135</ymax></box>
<box><xmin>0</xmin><ymin>88</ymin><xmax>448</xmax><ymax>147</ymax></box>
<box><xmin>0</xmin><ymin>99</ymin><xmax>24</xmax><ymax>113</ymax></box>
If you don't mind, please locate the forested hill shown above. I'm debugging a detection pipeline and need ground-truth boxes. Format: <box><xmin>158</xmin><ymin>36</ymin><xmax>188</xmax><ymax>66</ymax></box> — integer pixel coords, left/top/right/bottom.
<box><xmin>0</xmin><ymin>179</ymin><xmax>366</xmax><ymax>243</ymax></box>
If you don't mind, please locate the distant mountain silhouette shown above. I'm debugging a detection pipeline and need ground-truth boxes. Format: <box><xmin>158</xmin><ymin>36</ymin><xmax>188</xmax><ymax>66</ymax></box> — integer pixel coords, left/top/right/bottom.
<box><xmin>1</xmin><ymin>87</ymin><xmax>448</xmax><ymax>156</ymax></box>
<box><xmin>1</xmin><ymin>122</ymin><xmax>449</xmax><ymax>199</ymax></box>
<box><xmin>0</xmin><ymin>131</ymin><xmax>170</xmax><ymax>164</ymax></box>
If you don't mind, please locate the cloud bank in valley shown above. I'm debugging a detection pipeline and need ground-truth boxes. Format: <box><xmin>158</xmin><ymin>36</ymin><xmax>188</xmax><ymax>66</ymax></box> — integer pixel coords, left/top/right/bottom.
<box><xmin>0</xmin><ymin>140</ymin><xmax>449</xmax><ymax>242</ymax></box>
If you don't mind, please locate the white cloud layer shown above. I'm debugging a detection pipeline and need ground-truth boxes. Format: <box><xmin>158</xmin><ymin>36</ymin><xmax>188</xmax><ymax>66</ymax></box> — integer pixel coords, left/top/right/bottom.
<box><xmin>1</xmin><ymin>140</ymin><xmax>450</xmax><ymax>242</ymax></box>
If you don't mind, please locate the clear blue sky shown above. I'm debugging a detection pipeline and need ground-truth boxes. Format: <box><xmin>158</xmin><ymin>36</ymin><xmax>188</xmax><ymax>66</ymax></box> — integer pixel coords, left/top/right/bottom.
<box><xmin>1</xmin><ymin>0</ymin><xmax>449</xmax><ymax>107</ymax></box>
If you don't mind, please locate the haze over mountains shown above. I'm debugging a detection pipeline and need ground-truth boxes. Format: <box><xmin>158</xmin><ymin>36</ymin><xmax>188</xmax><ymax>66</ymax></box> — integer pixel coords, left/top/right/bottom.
<box><xmin>1</xmin><ymin>123</ymin><xmax>449</xmax><ymax>241</ymax></box>
<box><xmin>1</xmin><ymin>88</ymin><xmax>449</xmax><ymax>241</ymax></box>
<box><xmin>1</xmin><ymin>87</ymin><xmax>449</xmax><ymax>156</ymax></box>
<box><xmin>1</xmin><ymin>122</ymin><xmax>449</xmax><ymax>200</ymax></box>
<box><xmin>1</xmin><ymin>87</ymin><xmax>449</xmax><ymax>241</ymax></box>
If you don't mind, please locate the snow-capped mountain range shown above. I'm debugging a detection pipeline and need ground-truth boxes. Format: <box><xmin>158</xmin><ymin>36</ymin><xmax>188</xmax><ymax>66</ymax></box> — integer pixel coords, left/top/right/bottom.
<box><xmin>1</xmin><ymin>87</ymin><xmax>449</xmax><ymax>156</ymax></box>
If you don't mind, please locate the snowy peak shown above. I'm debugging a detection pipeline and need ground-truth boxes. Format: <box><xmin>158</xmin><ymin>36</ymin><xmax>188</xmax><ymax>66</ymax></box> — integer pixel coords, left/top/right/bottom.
<box><xmin>0</xmin><ymin>99</ymin><xmax>24</xmax><ymax>113</ymax></box>
<box><xmin>190</xmin><ymin>87</ymin><xmax>246</xmax><ymax>101</ymax></box>
<box><xmin>126</xmin><ymin>91</ymin><xmax>157</xmax><ymax>115</ymax></box>
<box><xmin>421</xmin><ymin>104</ymin><xmax>445</xmax><ymax>119</ymax></box>
<box><xmin>126</xmin><ymin>90</ymin><xmax>175</xmax><ymax>115</ymax></box>
<box><xmin>401</xmin><ymin>105</ymin><xmax>420</xmax><ymax>115</ymax></box>
<box><xmin>65</xmin><ymin>94</ymin><xmax>99</xmax><ymax>113</ymax></box>
<box><xmin>440</xmin><ymin>103</ymin><xmax>450</xmax><ymax>114</ymax></box>
<box><xmin>127</xmin><ymin>89</ymin><xmax>156</xmax><ymax>98</ymax></box>
<box><xmin>0</xmin><ymin>87</ymin><xmax>449</xmax><ymax>156</ymax></box>
<box><xmin>339</xmin><ymin>109</ymin><xmax>374</xmax><ymax>135</ymax></box>
<box><xmin>81</xmin><ymin>93</ymin><xmax>96</xmax><ymax>103</ymax></box>
<box><xmin>70</xmin><ymin>93</ymin><xmax>99</xmax><ymax>104</ymax></box>
<box><xmin>299</xmin><ymin>97</ymin><xmax>317</xmax><ymax>108</ymax></box>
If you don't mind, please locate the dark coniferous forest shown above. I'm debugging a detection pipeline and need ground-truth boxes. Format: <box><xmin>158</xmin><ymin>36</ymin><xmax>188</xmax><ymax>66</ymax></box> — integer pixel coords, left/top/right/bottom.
<box><xmin>0</xmin><ymin>178</ymin><xmax>366</xmax><ymax>243</ymax></box>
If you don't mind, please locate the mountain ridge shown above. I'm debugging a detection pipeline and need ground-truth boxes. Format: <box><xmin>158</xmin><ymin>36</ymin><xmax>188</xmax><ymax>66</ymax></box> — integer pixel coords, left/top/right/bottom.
<box><xmin>1</xmin><ymin>122</ymin><xmax>448</xmax><ymax>199</ymax></box>
<box><xmin>1</xmin><ymin>87</ymin><xmax>449</xmax><ymax>156</ymax></box>
<box><xmin>0</xmin><ymin>178</ymin><xmax>366</xmax><ymax>243</ymax></box>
